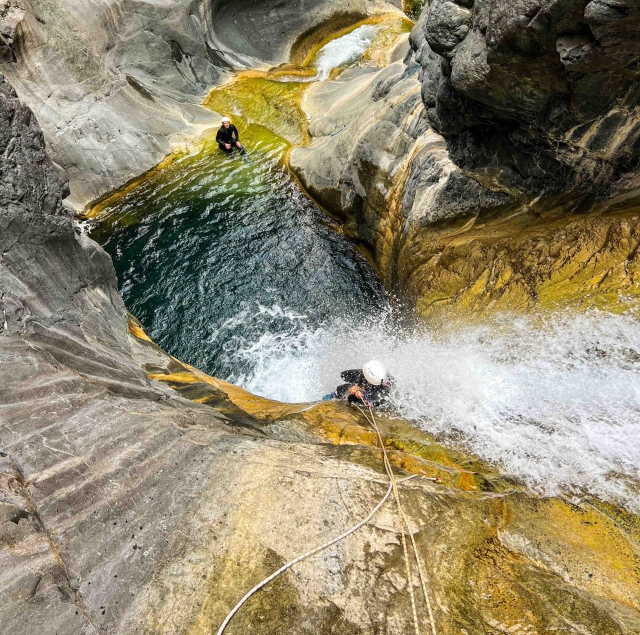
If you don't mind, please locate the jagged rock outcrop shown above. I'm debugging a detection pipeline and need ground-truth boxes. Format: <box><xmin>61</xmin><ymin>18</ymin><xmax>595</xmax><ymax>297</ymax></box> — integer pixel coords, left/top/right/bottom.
<box><xmin>417</xmin><ymin>0</ymin><xmax>640</xmax><ymax>205</ymax></box>
<box><xmin>2</xmin><ymin>73</ymin><xmax>640</xmax><ymax>634</ymax></box>
<box><xmin>291</xmin><ymin>4</ymin><xmax>640</xmax><ymax>315</ymax></box>
<box><xmin>0</xmin><ymin>0</ymin><xmax>400</xmax><ymax>210</ymax></box>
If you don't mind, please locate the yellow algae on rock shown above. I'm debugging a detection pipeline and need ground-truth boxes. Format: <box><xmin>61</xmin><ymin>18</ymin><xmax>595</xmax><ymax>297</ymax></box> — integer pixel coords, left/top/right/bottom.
<box><xmin>406</xmin><ymin>207</ymin><xmax>640</xmax><ymax>321</ymax></box>
<box><xmin>205</xmin><ymin>75</ymin><xmax>309</xmax><ymax>146</ymax></box>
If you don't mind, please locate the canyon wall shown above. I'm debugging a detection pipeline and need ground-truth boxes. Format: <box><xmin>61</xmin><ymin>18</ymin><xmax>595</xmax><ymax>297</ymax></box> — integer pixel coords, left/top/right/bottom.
<box><xmin>0</xmin><ymin>0</ymin><xmax>399</xmax><ymax>210</ymax></box>
<box><xmin>290</xmin><ymin>0</ymin><xmax>640</xmax><ymax>317</ymax></box>
<box><xmin>2</xmin><ymin>72</ymin><xmax>640</xmax><ymax>635</ymax></box>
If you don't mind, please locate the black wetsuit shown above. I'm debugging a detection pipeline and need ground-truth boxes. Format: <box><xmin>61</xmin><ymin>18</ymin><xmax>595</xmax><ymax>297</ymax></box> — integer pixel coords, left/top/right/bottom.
<box><xmin>335</xmin><ymin>369</ymin><xmax>394</xmax><ymax>407</ymax></box>
<box><xmin>216</xmin><ymin>124</ymin><xmax>240</xmax><ymax>152</ymax></box>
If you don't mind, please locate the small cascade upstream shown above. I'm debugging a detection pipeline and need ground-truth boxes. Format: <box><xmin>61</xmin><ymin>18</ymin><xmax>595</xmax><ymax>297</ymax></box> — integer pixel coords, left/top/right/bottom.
<box><xmin>89</xmin><ymin>19</ymin><xmax>640</xmax><ymax>514</ymax></box>
<box><xmin>314</xmin><ymin>24</ymin><xmax>378</xmax><ymax>80</ymax></box>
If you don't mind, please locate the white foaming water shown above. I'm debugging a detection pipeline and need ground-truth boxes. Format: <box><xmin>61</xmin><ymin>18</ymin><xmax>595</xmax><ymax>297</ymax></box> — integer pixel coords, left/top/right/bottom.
<box><xmin>315</xmin><ymin>25</ymin><xmax>378</xmax><ymax>80</ymax></box>
<box><xmin>227</xmin><ymin>306</ymin><xmax>640</xmax><ymax>511</ymax></box>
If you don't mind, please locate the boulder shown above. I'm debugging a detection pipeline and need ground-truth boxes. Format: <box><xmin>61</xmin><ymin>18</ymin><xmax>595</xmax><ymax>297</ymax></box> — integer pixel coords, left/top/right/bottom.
<box><xmin>414</xmin><ymin>0</ymin><xmax>640</xmax><ymax>204</ymax></box>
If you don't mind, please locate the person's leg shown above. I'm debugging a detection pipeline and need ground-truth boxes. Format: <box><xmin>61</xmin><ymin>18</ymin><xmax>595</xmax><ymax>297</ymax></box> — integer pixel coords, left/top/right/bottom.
<box><xmin>218</xmin><ymin>141</ymin><xmax>233</xmax><ymax>153</ymax></box>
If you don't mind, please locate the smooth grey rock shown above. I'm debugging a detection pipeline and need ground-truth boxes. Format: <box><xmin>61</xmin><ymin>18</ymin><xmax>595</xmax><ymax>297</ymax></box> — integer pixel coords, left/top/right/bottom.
<box><xmin>2</xmin><ymin>69</ymin><xmax>434</xmax><ymax>635</ymax></box>
<box><xmin>209</xmin><ymin>0</ymin><xmax>402</xmax><ymax>63</ymax></box>
<box><xmin>2</xmin><ymin>27</ymin><xmax>640</xmax><ymax>635</ymax></box>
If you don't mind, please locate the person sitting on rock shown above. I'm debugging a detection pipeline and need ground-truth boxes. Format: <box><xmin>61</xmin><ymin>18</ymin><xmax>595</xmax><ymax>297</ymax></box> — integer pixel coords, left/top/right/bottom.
<box><xmin>323</xmin><ymin>360</ymin><xmax>394</xmax><ymax>408</ymax></box>
<box><xmin>216</xmin><ymin>116</ymin><xmax>243</xmax><ymax>153</ymax></box>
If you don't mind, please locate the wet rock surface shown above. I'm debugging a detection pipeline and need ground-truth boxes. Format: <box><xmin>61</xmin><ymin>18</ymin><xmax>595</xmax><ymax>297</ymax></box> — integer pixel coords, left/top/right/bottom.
<box><xmin>2</xmin><ymin>72</ymin><xmax>640</xmax><ymax>634</ymax></box>
<box><xmin>0</xmin><ymin>0</ymin><xmax>399</xmax><ymax>210</ymax></box>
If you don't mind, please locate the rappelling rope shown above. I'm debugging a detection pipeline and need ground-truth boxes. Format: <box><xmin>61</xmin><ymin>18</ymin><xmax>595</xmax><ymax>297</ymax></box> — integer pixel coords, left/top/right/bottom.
<box><xmin>357</xmin><ymin>403</ymin><xmax>438</xmax><ymax>635</ymax></box>
<box><xmin>356</xmin><ymin>404</ymin><xmax>419</xmax><ymax>635</ymax></box>
<box><xmin>216</xmin><ymin>473</ymin><xmax>417</xmax><ymax>635</ymax></box>
<box><xmin>405</xmin><ymin>64</ymin><xmax>422</xmax><ymax>80</ymax></box>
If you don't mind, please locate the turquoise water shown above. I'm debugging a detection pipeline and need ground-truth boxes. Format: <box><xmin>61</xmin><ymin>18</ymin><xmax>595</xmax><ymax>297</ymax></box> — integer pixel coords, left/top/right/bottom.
<box><xmin>90</xmin><ymin>125</ymin><xmax>389</xmax><ymax>384</ymax></box>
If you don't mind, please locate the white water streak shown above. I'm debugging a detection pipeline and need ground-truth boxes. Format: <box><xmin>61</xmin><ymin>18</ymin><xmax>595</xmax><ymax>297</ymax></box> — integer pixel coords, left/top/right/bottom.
<box><xmin>315</xmin><ymin>25</ymin><xmax>378</xmax><ymax>81</ymax></box>
<box><xmin>224</xmin><ymin>306</ymin><xmax>640</xmax><ymax>511</ymax></box>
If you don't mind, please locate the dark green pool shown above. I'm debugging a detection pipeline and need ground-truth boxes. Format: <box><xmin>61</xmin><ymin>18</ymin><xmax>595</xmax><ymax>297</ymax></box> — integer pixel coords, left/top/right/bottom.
<box><xmin>90</xmin><ymin>123</ymin><xmax>389</xmax><ymax>388</ymax></box>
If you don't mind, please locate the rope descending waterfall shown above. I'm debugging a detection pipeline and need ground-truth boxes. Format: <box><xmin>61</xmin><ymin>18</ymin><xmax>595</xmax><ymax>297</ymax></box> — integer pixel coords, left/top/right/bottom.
<box><xmin>359</xmin><ymin>403</ymin><xmax>438</xmax><ymax>635</ymax></box>
<box><xmin>357</xmin><ymin>403</ymin><xmax>421</xmax><ymax>635</ymax></box>
<box><xmin>215</xmin><ymin>405</ymin><xmax>439</xmax><ymax>635</ymax></box>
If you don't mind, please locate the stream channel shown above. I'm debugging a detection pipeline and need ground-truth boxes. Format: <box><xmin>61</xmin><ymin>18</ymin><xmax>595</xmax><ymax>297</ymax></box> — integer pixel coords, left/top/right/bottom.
<box><xmin>89</xmin><ymin>16</ymin><xmax>640</xmax><ymax>513</ymax></box>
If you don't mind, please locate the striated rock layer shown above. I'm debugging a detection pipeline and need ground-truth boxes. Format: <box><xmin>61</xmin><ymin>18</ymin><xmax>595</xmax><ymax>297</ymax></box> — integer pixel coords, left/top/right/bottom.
<box><xmin>0</xmin><ymin>0</ymin><xmax>399</xmax><ymax>210</ymax></box>
<box><xmin>2</xmin><ymin>74</ymin><xmax>640</xmax><ymax>634</ymax></box>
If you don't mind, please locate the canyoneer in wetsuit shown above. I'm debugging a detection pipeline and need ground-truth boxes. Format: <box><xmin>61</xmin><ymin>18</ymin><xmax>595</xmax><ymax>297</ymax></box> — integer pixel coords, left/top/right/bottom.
<box><xmin>216</xmin><ymin>116</ymin><xmax>243</xmax><ymax>153</ymax></box>
<box><xmin>323</xmin><ymin>360</ymin><xmax>394</xmax><ymax>408</ymax></box>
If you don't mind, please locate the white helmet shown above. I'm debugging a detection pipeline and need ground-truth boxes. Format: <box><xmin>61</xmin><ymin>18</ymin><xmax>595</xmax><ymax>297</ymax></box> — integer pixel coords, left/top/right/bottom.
<box><xmin>221</xmin><ymin>116</ymin><xmax>231</xmax><ymax>123</ymax></box>
<box><xmin>363</xmin><ymin>360</ymin><xmax>386</xmax><ymax>386</ymax></box>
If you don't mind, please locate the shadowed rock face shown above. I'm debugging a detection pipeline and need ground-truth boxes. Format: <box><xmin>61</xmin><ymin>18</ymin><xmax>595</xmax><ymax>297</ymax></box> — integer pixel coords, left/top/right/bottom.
<box><xmin>207</xmin><ymin>0</ymin><xmax>402</xmax><ymax>62</ymax></box>
<box><xmin>416</xmin><ymin>0</ymin><xmax>640</xmax><ymax>204</ymax></box>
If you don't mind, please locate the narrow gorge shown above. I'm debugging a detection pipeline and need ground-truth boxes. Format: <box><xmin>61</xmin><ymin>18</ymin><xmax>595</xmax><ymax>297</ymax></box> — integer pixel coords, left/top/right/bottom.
<box><xmin>1</xmin><ymin>1</ymin><xmax>639</xmax><ymax>634</ymax></box>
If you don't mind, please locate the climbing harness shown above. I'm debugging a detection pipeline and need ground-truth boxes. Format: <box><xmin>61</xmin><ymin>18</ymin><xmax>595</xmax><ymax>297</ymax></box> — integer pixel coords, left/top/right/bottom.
<box><xmin>216</xmin><ymin>402</ymin><xmax>439</xmax><ymax>635</ymax></box>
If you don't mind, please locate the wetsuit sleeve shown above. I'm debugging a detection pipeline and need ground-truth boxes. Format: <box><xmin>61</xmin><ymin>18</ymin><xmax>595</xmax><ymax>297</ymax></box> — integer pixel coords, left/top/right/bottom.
<box><xmin>216</xmin><ymin>127</ymin><xmax>224</xmax><ymax>143</ymax></box>
<box><xmin>335</xmin><ymin>383</ymin><xmax>351</xmax><ymax>399</ymax></box>
<box><xmin>366</xmin><ymin>384</ymin><xmax>392</xmax><ymax>407</ymax></box>
<box><xmin>232</xmin><ymin>125</ymin><xmax>239</xmax><ymax>142</ymax></box>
